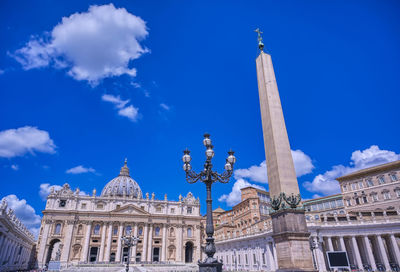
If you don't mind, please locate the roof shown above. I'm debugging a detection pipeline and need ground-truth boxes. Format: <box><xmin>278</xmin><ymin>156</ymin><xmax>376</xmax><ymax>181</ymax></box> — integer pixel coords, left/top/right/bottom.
<box><xmin>240</xmin><ymin>186</ymin><xmax>269</xmax><ymax>194</ymax></box>
<box><xmin>213</xmin><ymin>207</ymin><xmax>225</xmax><ymax>213</ymax></box>
<box><xmin>302</xmin><ymin>194</ymin><xmax>342</xmax><ymax>204</ymax></box>
<box><xmin>336</xmin><ymin>160</ymin><xmax>400</xmax><ymax>182</ymax></box>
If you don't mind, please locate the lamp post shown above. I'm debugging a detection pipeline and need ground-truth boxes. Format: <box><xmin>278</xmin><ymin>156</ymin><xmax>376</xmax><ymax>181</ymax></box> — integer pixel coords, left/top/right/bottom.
<box><xmin>182</xmin><ymin>133</ymin><xmax>236</xmax><ymax>272</ymax></box>
<box><xmin>121</xmin><ymin>234</ymin><xmax>140</xmax><ymax>272</ymax></box>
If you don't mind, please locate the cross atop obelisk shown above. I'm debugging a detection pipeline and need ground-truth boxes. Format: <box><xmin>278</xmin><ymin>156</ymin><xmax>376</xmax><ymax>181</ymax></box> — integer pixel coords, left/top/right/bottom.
<box><xmin>254</xmin><ymin>30</ymin><xmax>315</xmax><ymax>271</ymax></box>
<box><xmin>254</xmin><ymin>28</ymin><xmax>264</xmax><ymax>51</ymax></box>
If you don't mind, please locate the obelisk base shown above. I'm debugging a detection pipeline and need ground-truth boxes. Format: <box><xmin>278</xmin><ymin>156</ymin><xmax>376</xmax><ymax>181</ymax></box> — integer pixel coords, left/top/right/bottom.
<box><xmin>271</xmin><ymin>209</ymin><xmax>316</xmax><ymax>272</ymax></box>
<box><xmin>198</xmin><ymin>260</ymin><xmax>223</xmax><ymax>272</ymax></box>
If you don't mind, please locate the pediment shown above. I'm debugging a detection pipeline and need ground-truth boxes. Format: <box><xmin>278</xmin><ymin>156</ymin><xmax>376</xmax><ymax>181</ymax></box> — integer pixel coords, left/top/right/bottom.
<box><xmin>111</xmin><ymin>204</ymin><xmax>150</xmax><ymax>215</ymax></box>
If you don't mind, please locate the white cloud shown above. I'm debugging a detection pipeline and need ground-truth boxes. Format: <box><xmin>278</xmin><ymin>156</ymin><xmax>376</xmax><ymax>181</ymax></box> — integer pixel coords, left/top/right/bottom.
<box><xmin>66</xmin><ymin>165</ymin><xmax>96</xmax><ymax>174</ymax></box>
<box><xmin>118</xmin><ymin>105</ymin><xmax>139</xmax><ymax>121</ymax></box>
<box><xmin>101</xmin><ymin>94</ymin><xmax>129</xmax><ymax>109</ymax></box>
<box><xmin>102</xmin><ymin>94</ymin><xmax>139</xmax><ymax>122</ymax></box>
<box><xmin>131</xmin><ymin>82</ymin><xmax>141</xmax><ymax>88</ymax></box>
<box><xmin>0</xmin><ymin>126</ymin><xmax>56</xmax><ymax>158</ymax></box>
<box><xmin>11</xmin><ymin>164</ymin><xmax>19</xmax><ymax>171</ymax></box>
<box><xmin>160</xmin><ymin>103</ymin><xmax>170</xmax><ymax>111</ymax></box>
<box><xmin>2</xmin><ymin>194</ymin><xmax>42</xmax><ymax>238</ymax></box>
<box><xmin>220</xmin><ymin>149</ymin><xmax>314</xmax><ymax>206</ymax></box>
<box><xmin>234</xmin><ymin>149</ymin><xmax>314</xmax><ymax>184</ymax></box>
<box><xmin>12</xmin><ymin>4</ymin><xmax>149</xmax><ymax>85</ymax></box>
<box><xmin>218</xmin><ymin>179</ymin><xmax>266</xmax><ymax>206</ymax></box>
<box><xmin>234</xmin><ymin>161</ymin><xmax>268</xmax><ymax>183</ymax></box>
<box><xmin>303</xmin><ymin>145</ymin><xmax>400</xmax><ymax>196</ymax></box>
<box><xmin>39</xmin><ymin>183</ymin><xmax>62</xmax><ymax>201</ymax></box>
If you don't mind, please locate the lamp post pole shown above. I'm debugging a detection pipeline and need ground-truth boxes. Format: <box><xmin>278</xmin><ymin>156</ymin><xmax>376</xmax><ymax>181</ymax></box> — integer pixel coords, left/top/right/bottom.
<box><xmin>121</xmin><ymin>234</ymin><xmax>139</xmax><ymax>272</ymax></box>
<box><xmin>182</xmin><ymin>133</ymin><xmax>236</xmax><ymax>272</ymax></box>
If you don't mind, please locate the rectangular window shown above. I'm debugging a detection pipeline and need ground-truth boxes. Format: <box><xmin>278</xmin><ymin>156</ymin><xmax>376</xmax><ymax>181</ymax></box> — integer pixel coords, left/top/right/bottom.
<box><xmin>390</xmin><ymin>174</ymin><xmax>398</xmax><ymax>182</ymax></box>
<box><xmin>262</xmin><ymin>253</ymin><xmax>266</xmax><ymax>264</ymax></box>
<box><xmin>330</xmin><ymin>200</ymin><xmax>337</xmax><ymax>208</ymax></box>
<box><xmin>367</xmin><ymin>179</ymin><xmax>374</xmax><ymax>187</ymax></box>
<box><xmin>81</xmin><ymin>203</ymin><xmax>86</xmax><ymax>209</ymax></box>
<box><xmin>383</xmin><ymin>192</ymin><xmax>391</xmax><ymax>200</ymax></box>
<box><xmin>187</xmin><ymin>207</ymin><xmax>192</xmax><ymax>214</ymax></box>
<box><xmin>351</xmin><ymin>183</ymin><xmax>357</xmax><ymax>190</ymax></box>
<box><xmin>396</xmin><ymin>190</ymin><xmax>400</xmax><ymax>197</ymax></box>
<box><xmin>96</xmin><ymin>204</ymin><xmax>103</xmax><ymax>209</ymax></box>
<box><xmin>363</xmin><ymin>196</ymin><xmax>368</xmax><ymax>203</ymax></box>
<box><xmin>343</xmin><ymin>185</ymin><xmax>348</xmax><ymax>192</ymax></box>
<box><xmin>355</xmin><ymin>198</ymin><xmax>360</xmax><ymax>205</ymax></box>
<box><xmin>372</xmin><ymin>194</ymin><xmax>378</xmax><ymax>202</ymax></box>
<box><xmin>378</xmin><ymin>176</ymin><xmax>385</xmax><ymax>184</ymax></box>
<box><xmin>346</xmin><ymin>199</ymin><xmax>351</xmax><ymax>206</ymax></box>
<box><xmin>324</xmin><ymin>202</ymin><xmax>330</xmax><ymax>210</ymax></box>
<box><xmin>170</xmin><ymin>208</ymin><xmax>175</xmax><ymax>214</ymax></box>
<box><xmin>358</xmin><ymin>181</ymin><xmax>364</xmax><ymax>189</ymax></box>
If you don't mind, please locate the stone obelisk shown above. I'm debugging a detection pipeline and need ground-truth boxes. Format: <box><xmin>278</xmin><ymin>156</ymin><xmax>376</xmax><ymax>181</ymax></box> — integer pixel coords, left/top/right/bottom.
<box><xmin>255</xmin><ymin>29</ymin><xmax>315</xmax><ymax>271</ymax></box>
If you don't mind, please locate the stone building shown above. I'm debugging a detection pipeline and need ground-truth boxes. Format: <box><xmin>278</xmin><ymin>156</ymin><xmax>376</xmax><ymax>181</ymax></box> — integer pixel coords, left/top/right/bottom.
<box><xmin>36</xmin><ymin>160</ymin><xmax>203</xmax><ymax>269</ymax></box>
<box><xmin>337</xmin><ymin>160</ymin><xmax>400</xmax><ymax>212</ymax></box>
<box><xmin>214</xmin><ymin>160</ymin><xmax>400</xmax><ymax>271</ymax></box>
<box><xmin>0</xmin><ymin>199</ymin><xmax>36</xmax><ymax>272</ymax></box>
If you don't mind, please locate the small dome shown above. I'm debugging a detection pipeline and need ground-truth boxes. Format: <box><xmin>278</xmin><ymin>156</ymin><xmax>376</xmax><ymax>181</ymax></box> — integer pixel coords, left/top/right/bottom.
<box><xmin>101</xmin><ymin>159</ymin><xmax>142</xmax><ymax>198</ymax></box>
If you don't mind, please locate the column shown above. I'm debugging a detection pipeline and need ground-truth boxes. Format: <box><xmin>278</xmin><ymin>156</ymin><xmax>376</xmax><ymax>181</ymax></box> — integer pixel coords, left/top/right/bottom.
<box><xmin>61</xmin><ymin>220</ymin><xmax>75</xmax><ymax>263</ymax></box>
<box><xmin>272</xmin><ymin>242</ymin><xmax>278</xmax><ymax>268</ymax></box>
<box><xmin>363</xmin><ymin>236</ymin><xmax>377</xmax><ymax>271</ymax></box>
<box><xmin>316</xmin><ymin>237</ymin><xmax>327</xmax><ymax>271</ymax></box>
<box><xmin>339</xmin><ymin>236</ymin><xmax>346</xmax><ymax>251</ymax></box>
<box><xmin>147</xmin><ymin>224</ymin><xmax>153</xmax><ymax>262</ymax></box>
<box><xmin>376</xmin><ymin>235</ymin><xmax>390</xmax><ymax>270</ymax></box>
<box><xmin>99</xmin><ymin>223</ymin><xmax>107</xmax><ymax>261</ymax></box>
<box><xmin>176</xmin><ymin>225</ymin><xmax>183</xmax><ymax>263</ymax></box>
<box><xmin>161</xmin><ymin>224</ymin><xmax>167</xmax><ymax>262</ymax></box>
<box><xmin>132</xmin><ymin>224</ymin><xmax>138</xmax><ymax>262</ymax></box>
<box><xmin>0</xmin><ymin>238</ymin><xmax>10</xmax><ymax>264</ymax></box>
<box><xmin>266</xmin><ymin>242</ymin><xmax>275</xmax><ymax>271</ymax></box>
<box><xmin>390</xmin><ymin>234</ymin><xmax>400</xmax><ymax>266</ymax></box>
<box><xmin>327</xmin><ymin>237</ymin><xmax>334</xmax><ymax>251</ymax></box>
<box><xmin>142</xmin><ymin>224</ymin><xmax>148</xmax><ymax>262</ymax></box>
<box><xmin>351</xmin><ymin>236</ymin><xmax>363</xmax><ymax>270</ymax></box>
<box><xmin>38</xmin><ymin>221</ymin><xmax>51</xmax><ymax>266</ymax></box>
<box><xmin>81</xmin><ymin>222</ymin><xmax>92</xmax><ymax>262</ymax></box>
<box><xmin>104</xmin><ymin>223</ymin><xmax>113</xmax><ymax>263</ymax></box>
<box><xmin>8</xmin><ymin>240</ymin><xmax>17</xmax><ymax>265</ymax></box>
<box><xmin>116</xmin><ymin>223</ymin><xmax>124</xmax><ymax>263</ymax></box>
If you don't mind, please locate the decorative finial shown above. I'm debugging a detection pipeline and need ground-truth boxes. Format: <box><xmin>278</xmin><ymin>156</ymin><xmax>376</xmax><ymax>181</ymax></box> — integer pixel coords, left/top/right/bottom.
<box><xmin>254</xmin><ymin>28</ymin><xmax>264</xmax><ymax>51</ymax></box>
<box><xmin>119</xmin><ymin>158</ymin><xmax>130</xmax><ymax>176</ymax></box>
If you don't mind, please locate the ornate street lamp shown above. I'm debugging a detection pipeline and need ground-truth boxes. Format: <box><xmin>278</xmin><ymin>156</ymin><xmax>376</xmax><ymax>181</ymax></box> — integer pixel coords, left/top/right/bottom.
<box><xmin>121</xmin><ymin>234</ymin><xmax>140</xmax><ymax>272</ymax></box>
<box><xmin>182</xmin><ymin>133</ymin><xmax>236</xmax><ymax>272</ymax></box>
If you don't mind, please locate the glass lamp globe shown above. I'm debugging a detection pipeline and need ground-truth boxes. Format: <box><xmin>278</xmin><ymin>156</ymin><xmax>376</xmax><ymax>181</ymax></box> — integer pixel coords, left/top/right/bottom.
<box><xmin>206</xmin><ymin>148</ymin><xmax>214</xmax><ymax>159</ymax></box>
<box><xmin>227</xmin><ymin>152</ymin><xmax>236</xmax><ymax>164</ymax></box>
<box><xmin>203</xmin><ymin>138</ymin><xmax>211</xmax><ymax>147</ymax></box>
<box><xmin>182</xmin><ymin>154</ymin><xmax>191</xmax><ymax>163</ymax></box>
<box><xmin>224</xmin><ymin>162</ymin><xmax>232</xmax><ymax>171</ymax></box>
<box><xmin>183</xmin><ymin>163</ymin><xmax>192</xmax><ymax>171</ymax></box>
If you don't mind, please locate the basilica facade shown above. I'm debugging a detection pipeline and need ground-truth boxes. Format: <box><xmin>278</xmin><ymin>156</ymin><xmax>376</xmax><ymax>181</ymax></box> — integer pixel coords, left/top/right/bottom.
<box><xmin>36</xmin><ymin>160</ymin><xmax>203</xmax><ymax>269</ymax></box>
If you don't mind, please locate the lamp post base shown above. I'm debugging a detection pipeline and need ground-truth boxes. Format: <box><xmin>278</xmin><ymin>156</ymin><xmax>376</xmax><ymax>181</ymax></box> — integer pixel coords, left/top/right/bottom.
<box><xmin>198</xmin><ymin>260</ymin><xmax>223</xmax><ymax>272</ymax></box>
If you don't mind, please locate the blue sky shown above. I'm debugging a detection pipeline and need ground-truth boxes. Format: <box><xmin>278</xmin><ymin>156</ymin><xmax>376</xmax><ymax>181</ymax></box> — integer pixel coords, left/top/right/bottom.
<box><xmin>1</xmin><ymin>0</ymin><xmax>400</xmax><ymax>236</ymax></box>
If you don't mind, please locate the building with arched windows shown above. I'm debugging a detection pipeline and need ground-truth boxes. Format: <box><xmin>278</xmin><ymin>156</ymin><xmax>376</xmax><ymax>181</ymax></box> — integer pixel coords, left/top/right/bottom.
<box><xmin>36</xmin><ymin>160</ymin><xmax>202</xmax><ymax>269</ymax></box>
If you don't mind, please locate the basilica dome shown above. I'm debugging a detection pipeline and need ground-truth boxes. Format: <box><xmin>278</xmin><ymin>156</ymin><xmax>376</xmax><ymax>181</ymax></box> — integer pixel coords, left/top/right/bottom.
<box><xmin>101</xmin><ymin>159</ymin><xmax>142</xmax><ymax>198</ymax></box>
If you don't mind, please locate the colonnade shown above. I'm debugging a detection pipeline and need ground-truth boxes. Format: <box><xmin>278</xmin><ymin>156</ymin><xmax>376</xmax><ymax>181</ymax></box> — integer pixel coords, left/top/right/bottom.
<box><xmin>0</xmin><ymin>231</ymin><xmax>34</xmax><ymax>271</ymax></box>
<box><xmin>216</xmin><ymin>238</ymin><xmax>278</xmax><ymax>271</ymax></box>
<box><xmin>312</xmin><ymin>234</ymin><xmax>400</xmax><ymax>271</ymax></box>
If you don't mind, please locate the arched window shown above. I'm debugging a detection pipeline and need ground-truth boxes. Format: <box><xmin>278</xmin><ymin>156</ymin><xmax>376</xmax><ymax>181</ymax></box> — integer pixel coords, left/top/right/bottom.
<box><xmin>138</xmin><ymin>227</ymin><xmax>143</xmax><ymax>235</ymax></box>
<box><xmin>93</xmin><ymin>224</ymin><xmax>101</xmax><ymax>235</ymax></box>
<box><xmin>155</xmin><ymin>227</ymin><xmax>160</xmax><ymax>236</ymax></box>
<box><xmin>54</xmin><ymin>223</ymin><xmax>61</xmax><ymax>234</ymax></box>
<box><xmin>169</xmin><ymin>227</ymin><xmax>175</xmax><ymax>237</ymax></box>
<box><xmin>187</xmin><ymin>227</ymin><xmax>192</xmax><ymax>237</ymax></box>
<box><xmin>125</xmin><ymin>225</ymin><xmax>132</xmax><ymax>235</ymax></box>
<box><xmin>77</xmin><ymin>224</ymin><xmax>83</xmax><ymax>235</ymax></box>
